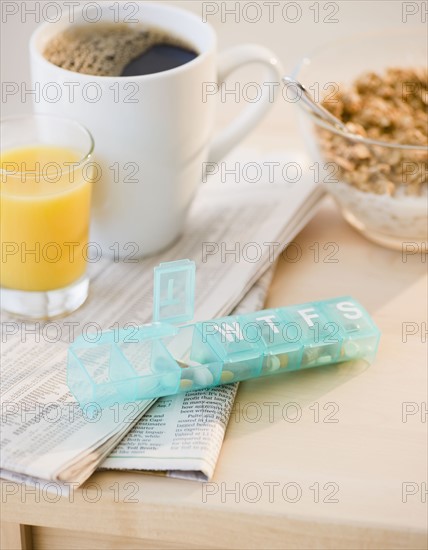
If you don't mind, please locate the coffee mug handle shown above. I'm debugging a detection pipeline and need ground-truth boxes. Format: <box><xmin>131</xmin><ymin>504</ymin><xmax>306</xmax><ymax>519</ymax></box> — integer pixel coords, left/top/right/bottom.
<box><xmin>208</xmin><ymin>44</ymin><xmax>283</xmax><ymax>164</ymax></box>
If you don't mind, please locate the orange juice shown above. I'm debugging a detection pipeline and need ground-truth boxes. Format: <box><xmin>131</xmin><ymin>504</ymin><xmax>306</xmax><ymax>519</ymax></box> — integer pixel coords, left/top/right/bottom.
<box><xmin>0</xmin><ymin>145</ymin><xmax>92</xmax><ymax>291</ymax></box>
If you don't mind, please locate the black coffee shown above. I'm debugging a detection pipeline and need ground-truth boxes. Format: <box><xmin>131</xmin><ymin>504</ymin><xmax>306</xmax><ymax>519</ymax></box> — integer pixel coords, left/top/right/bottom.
<box><xmin>43</xmin><ymin>23</ymin><xmax>198</xmax><ymax>77</ymax></box>
<box><xmin>121</xmin><ymin>43</ymin><xmax>197</xmax><ymax>76</ymax></box>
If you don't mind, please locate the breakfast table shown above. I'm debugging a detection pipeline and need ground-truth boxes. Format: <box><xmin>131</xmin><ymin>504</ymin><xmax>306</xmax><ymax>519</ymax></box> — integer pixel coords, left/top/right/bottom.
<box><xmin>2</xmin><ymin>192</ymin><xmax>426</xmax><ymax>550</ymax></box>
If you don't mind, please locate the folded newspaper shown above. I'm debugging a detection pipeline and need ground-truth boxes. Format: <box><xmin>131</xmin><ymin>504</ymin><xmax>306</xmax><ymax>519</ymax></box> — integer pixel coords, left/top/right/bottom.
<box><xmin>1</xmin><ymin>149</ymin><xmax>324</xmax><ymax>487</ymax></box>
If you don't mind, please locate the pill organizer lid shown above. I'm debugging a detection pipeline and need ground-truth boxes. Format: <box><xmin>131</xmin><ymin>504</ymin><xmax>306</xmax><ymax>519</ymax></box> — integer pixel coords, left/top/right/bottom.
<box><xmin>153</xmin><ymin>259</ymin><xmax>195</xmax><ymax>325</ymax></box>
<box><xmin>69</xmin><ymin>259</ymin><xmax>196</xmax><ymax>352</ymax></box>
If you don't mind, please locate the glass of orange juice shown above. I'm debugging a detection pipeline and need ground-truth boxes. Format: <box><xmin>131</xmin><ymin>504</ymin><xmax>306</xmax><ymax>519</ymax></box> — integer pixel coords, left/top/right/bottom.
<box><xmin>1</xmin><ymin>114</ymin><xmax>94</xmax><ymax>319</ymax></box>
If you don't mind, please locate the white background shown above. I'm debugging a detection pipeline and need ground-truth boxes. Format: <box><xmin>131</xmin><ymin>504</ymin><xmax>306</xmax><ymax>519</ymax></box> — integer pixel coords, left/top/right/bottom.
<box><xmin>1</xmin><ymin>1</ymin><xmax>425</xmax><ymax>149</ymax></box>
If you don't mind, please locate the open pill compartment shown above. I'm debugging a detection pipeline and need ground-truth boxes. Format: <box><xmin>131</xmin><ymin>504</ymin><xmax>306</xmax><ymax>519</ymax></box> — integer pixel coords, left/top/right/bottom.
<box><xmin>67</xmin><ymin>260</ymin><xmax>381</xmax><ymax>408</ymax></box>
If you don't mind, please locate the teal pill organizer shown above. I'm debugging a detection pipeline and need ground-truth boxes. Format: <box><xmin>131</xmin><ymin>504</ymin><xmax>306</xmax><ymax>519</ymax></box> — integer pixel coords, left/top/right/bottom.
<box><xmin>67</xmin><ymin>259</ymin><xmax>380</xmax><ymax>408</ymax></box>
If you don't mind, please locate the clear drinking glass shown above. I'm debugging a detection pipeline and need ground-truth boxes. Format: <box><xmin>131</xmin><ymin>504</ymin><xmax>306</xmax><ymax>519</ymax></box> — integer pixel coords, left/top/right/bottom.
<box><xmin>0</xmin><ymin>114</ymin><xmax>94</xmax><ymax>318</ymax></box>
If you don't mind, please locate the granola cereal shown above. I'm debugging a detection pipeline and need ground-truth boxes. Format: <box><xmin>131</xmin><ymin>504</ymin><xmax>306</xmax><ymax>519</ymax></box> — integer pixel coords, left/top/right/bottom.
<box><xmin>317</xmin><ymin>67</ymin><xmax>428</xmax><ymax>197</ymax></box>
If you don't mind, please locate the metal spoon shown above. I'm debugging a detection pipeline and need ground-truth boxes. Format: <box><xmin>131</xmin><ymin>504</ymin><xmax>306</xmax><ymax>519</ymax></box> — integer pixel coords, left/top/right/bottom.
<box><xmin>283</xmin><ymin>76</ymin><xmax>350</xmax><ymax>134</ymax></box>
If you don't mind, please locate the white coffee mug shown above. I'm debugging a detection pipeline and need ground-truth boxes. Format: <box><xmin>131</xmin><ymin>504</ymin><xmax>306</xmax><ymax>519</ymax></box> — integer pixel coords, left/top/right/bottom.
<box><xmin>30</xmin><ymin>2</ymin><xmax>282</xmax><ymax>257</ymax></box>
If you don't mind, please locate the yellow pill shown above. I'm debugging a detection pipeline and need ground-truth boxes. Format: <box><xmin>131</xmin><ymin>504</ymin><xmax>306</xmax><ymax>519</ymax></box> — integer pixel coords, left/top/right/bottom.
<box><xmin>180</xmin><ymin>379</ymin><xmax>193</xmax><ymax>391</ymax></box>
<box><xmin>278</xmin><ymin>354</ymin><xmax>289</xmax><ymax>368</ymax></box>
<box><xmin>220</xmin><ymin>370</ymin><xmax>234</xmax><ymax>383</ymax></box>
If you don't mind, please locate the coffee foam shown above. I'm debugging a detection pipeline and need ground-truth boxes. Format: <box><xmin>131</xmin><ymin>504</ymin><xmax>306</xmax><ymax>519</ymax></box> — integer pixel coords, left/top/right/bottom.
<box><xmin>43</xmin><ymin>23</ymin><xmax>194</xmax><ymax>77</ymax></box>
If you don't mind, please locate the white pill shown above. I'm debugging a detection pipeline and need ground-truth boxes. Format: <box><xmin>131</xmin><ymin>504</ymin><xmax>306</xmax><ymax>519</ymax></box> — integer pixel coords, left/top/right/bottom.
<box><xmin>302</xmin><ymin>348</ymin><xmax>319</xmax><ymax>365</ymax></box>
<box><xmin>316</xmin><ymin>355</ymin><xmax>332</xmax><ymax>365</ymax></box>
<box><xmin>342</xmin><ymin>341</ymin><xmax>359</xmax><ymax>356</ymax></box>
<box><xmin>264</xmin><ymin>355</ymin><xmax>281</xmax><ymax>373</ymax></box>
<box><xmin>192</xmin><ymin>367</ymin><xmax>214</xmax><ymax>387</ymax></box>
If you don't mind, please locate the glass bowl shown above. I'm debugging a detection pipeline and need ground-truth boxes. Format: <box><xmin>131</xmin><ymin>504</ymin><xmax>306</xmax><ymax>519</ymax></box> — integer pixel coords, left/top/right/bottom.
<box><xmin>294</xmin><ymin>28</ymin><xmax>427</xmax><ymax>250</ymax></box>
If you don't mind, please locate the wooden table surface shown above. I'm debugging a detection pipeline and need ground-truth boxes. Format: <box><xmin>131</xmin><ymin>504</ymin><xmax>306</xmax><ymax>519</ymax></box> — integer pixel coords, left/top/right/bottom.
<box><xmin>2</xmin><ymin>197</ymin><xmax>427</xmax><ymax>550</ymax></box>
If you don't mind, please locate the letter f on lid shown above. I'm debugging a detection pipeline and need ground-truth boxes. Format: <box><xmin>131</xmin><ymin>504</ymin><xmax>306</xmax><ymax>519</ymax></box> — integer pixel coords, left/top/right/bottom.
<box><xmin>297</xmin><ymin>308</ymin><xmax>319</xmax><ymax>327</ymax></box>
